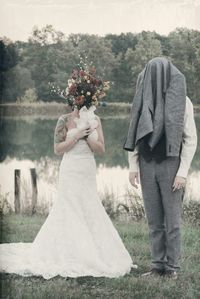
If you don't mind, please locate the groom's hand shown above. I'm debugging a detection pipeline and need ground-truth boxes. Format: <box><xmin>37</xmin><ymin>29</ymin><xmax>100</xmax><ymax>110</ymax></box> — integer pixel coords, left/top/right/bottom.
<box><xmin>172</xmin><ymin>176</ymin><xmax>186</xmax><ymax>192</ymax></box>
<box><xmin>129</xmin><ymin>172</ymin><xmax>139</xmax><ymax>189</ymax></box>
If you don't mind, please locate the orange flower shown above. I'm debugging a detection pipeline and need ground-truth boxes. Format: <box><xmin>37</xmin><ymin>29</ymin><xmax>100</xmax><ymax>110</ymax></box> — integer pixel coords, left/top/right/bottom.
<box><xmin>75</xmin><ymin>95</ymin><xmax>85</xmax><ymax>106</ymax></box>
<box><xmin>92</xmin><ymin>95</ymin><xmax>97</xmax><ymax>101</ymax></box>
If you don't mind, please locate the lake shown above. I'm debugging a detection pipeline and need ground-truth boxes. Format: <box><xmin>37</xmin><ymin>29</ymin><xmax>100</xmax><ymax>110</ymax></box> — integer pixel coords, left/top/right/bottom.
<box><xmin>0</xmin><ymin>115</ymin><xmax>200</xmax><ymax>213</ymax></box>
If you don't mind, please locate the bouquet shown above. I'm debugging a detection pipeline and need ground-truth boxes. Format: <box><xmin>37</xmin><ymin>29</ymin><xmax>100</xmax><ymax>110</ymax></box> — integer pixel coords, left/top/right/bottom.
<box><xmin>50</xmin><ymin>59</ymin><xmax>110</xmax><ymax>109</ymax></box>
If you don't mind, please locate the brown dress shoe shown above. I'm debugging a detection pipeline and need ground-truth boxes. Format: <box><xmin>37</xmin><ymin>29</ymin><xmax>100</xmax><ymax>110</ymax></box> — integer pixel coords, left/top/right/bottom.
<box><xmin>141</xmin><ymin>268</ymin><xmax>164</xmax><ymax>277</ymax></box>
<box><xmin>164</xmin><ymin>270</ymin><xmax>178</xmax><ymax>280</ymax></box>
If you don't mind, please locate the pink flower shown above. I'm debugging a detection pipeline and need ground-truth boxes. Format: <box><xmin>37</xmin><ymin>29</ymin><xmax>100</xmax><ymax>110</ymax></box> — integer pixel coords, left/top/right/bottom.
<box><xmin>72</xmin><ymin>69</ymin><xmax>79</xmax><ymax>79</ymax></box>
<box><xmin>69</xmin><ymin>84</ymin><xmax>77</xmax><ymax>95</ymax></box>
<box><xmin>75</xmin><ymin>95</ymin><xmax>85</xmax><ymax>106</ymax></box>
<box><xmin>79</xmin><ymin>70</ymin><xmax>85</xmax><ymax>77</ymax></box>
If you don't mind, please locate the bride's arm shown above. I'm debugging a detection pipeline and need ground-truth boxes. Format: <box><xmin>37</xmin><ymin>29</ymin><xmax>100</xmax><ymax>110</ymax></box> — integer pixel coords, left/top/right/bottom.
<box><xmin>86</xmin><ymin>117</ymin><xmax>105</xmax><ymax>155</ymax></box>
<box><xmin>54</xmin><ymin>138</ymin><xmax>76</xmax><ymax>156</ymax></box>
<box><xmin>54</xmin><ymin>129</ymin><xmax>90</xmax><ymax>155</ymax></box>
<box><xmin>54</xmin><ymin>116</ymin><xmax>90</xmax><ymax>155</ymax></box>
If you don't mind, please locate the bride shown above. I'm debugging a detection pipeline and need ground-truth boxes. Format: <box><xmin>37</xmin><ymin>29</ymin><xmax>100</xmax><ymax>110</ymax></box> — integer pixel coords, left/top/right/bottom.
<box><xmin>0</xmin><ymin>68</ymin><xmax>135</xmax><ymax>279</ymax></box>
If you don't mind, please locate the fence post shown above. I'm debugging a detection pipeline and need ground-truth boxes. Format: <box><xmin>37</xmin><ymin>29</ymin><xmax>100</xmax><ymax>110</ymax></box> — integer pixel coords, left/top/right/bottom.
<box><xmin>14</xmin><ymin>169</ymin><xmax>21</xmax><ymax>213</ymax></box>
<box><xmin>30</xmin><ymin>168</ymin><xmax>38</xmax><ymax>215</ymax></box>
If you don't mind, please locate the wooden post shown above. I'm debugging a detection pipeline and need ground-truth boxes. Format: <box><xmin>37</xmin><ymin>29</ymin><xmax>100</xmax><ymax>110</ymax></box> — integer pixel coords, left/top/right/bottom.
<box><xmin>14</xmin><ymin>169</ymin><xmax>21</xmax><ymax>213</ymax></box>
<box><xmin>30</xmin><ymin>168</ymin><xmax>38</xmax><ymax>215</ymax></box>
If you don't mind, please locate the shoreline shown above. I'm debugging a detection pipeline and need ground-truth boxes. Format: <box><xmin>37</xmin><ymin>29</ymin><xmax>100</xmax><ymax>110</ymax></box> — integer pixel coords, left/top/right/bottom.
<box><xmin>0</xmin><ymin>102</ymin><xmax>132</xmax><ymax>119</ymax></box>
<box><xmin>1</xmin><ymin>102</ymin><xmax>200</xmax><ymax>119</ymax></box>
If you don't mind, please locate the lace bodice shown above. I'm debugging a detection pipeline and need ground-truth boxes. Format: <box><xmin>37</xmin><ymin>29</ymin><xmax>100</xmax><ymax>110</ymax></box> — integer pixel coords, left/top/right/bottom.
<box><xmin>54</xmin><ymin>106</ymin><xmax>98</xmax><ymax>142</ymax></box>
<box><xmin>54</xmin><ymin>106</ymin><xmax>99</xmax><ymax>158</ymax></box>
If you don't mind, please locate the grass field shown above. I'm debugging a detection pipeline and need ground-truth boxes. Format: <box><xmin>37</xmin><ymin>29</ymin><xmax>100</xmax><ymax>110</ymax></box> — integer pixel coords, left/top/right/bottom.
<box><xmin>0</xmin><ymin>214</ymin><xmax>200</xmax><ymax>299</ymax></box>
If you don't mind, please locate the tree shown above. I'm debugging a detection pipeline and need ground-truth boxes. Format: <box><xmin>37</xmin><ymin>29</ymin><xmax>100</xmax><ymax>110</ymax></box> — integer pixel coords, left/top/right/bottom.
<box><xmin>125</xmin><ymin>31</ymin><xmax>163</xmax><ymax>75</ymax></box>
<box><xmin>29</xmin><ymin>25</ymin><xmax>66</xmax><ymax>46</ymax></box>
<box><xmin>123</xmin><ymin>32</ymin><xmax>163</xmax><ymax>99</ymax></box>
<box><xmin>2</xmin><ymin>65</ymin><xmax>34</xmax><ymax>102</ymax></box>
<box><xmin>105</xmin><ymin>33</ymin><xmax>138</xmax><ymax>56</ymax></box>
<box><xmin>0</xmin><ymin>38</ymin><xmax>18</xmax><ymax>71</ymax></box>
<box><xmin>70</xmin><ymin>34</ymin><xmax>118</xmax><ymax>101</ymax></box>
<box><xmin>168</xmin><ymin>28</ymin><xmax>200</xmax><ymax>103</ymax></box>
<box><xmin>19</xmin><ymin>88</ymin><xmax>38</xmax><ymax>103</ymax></box>
<box><xmin>0</xmin><ymin>38</ymin><xmax>19</xmax><ymax>103</ymax></box>
<box><xmin>23</xmin><ymin>28</ymin><xmax>79</xmax><ymax>101</ymax></box>
<box><xmin>72</xmin><ymin>34</ymin><xmax>116</xmax><ymax>78</ymax></box>
<box><xmin>1</xmin><ymin>27</ymin><xmax>200</xmax><ymax>104</ymax></box>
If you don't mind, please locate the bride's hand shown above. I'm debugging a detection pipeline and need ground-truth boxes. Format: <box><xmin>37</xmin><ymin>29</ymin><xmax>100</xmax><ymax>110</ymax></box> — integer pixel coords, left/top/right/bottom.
<box><xmin>75</xmin><ymin>127</ymin><xmax>91</xmax><ymax>140</ymax></box>
<box><xmin>85</xmin><ymin>127</ymin><xmax>95</xmax><ymax>138</ymax></box>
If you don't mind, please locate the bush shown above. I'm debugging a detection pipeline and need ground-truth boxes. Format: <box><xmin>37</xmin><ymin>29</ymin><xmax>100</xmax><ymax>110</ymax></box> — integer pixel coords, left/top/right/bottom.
<box><xmin>0</xmin><ymin>190</ymin><xmax>12</xmax><ymax>214</ymax></box>
<box><xmin>18</xmin><ymin>88</ymin><xmax>38</xmax><ymax>103</ymax></box>
<box><xmin>101</xmin><ymin>188</ymin><xmax>145</xmax><ymax>221</ymax></box>
<box><xmin>101</xmin><ymin>189</ymin><xmax>200</xmax><ymax>226</ymax></box>
<box><xmin>101</xmin><ymin>189</ymin><xmax>120</xmax><ymax>219</ymax></box>
<box><xmin>122</xmin><ymin>189</ymin><xmax>145</xmax><ymax>221</ymax></box>
<box><xmin>182</xmin><ymin>200</ymin><xmax>200</xmax><ymax>226</ymax></box>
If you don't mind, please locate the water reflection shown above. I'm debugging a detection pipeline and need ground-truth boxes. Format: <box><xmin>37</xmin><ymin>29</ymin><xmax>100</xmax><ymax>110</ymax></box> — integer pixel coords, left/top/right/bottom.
<box><xmin>1</xmin><ymin>116</ymin><xmax>200</xmax><ymax>168</ymax></box>
<box><xmin>0</xmin><ymin>117</ymin><xmax>131</xmax><ymax>167</ymax></box>
<box><xmin>0</xmin><ymin>115</ymin><xmax>200</xmax><ymax>211</ymax></box>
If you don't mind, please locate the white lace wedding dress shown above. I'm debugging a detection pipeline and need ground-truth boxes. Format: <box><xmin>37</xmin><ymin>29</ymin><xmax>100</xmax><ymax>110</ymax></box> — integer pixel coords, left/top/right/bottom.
<box><xmin>0</xmin><ymin>107</ymin><xmax>135</xmax><ymax>279</ymax></box>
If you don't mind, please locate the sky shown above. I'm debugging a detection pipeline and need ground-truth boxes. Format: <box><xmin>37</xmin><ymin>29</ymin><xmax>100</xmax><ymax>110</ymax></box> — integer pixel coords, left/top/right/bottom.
<box><xmin>0</xmin><ymin>0</ymin><xmax>200</xmax><ymax>41</ymax></box>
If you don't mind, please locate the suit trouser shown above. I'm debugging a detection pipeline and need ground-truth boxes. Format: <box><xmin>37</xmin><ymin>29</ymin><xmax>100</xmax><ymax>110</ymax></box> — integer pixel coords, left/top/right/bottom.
<box><xmin>139</xmin><ymin>156</ymin><xmax>184</xmax><ymax>271</ymax></box>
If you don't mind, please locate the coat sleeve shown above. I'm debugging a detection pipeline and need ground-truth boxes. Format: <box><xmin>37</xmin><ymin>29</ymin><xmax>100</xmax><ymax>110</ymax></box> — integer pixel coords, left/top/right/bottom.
<box><xmin>176</xmin><ymin>97</ymin><xmax>197</xmax><ymax>178</ymax></box>
<box><xmin>123</xmin><ymin>72</ymin><xmax>144</xmax><ymax>151</ymax></box>
<box><xmin>165</xmin><ymin>73</ymin><xmax>186</xmax><ymax>156</ymax></box>
<box><xmin>128</xmin><ymin>146</ymin><xmax>139</xmax><ymax>172</ymax></box>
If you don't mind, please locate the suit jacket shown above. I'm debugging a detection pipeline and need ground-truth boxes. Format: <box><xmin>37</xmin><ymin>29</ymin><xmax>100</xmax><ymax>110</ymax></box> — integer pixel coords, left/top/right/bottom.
<box><xmin>123</xmin><ymin>57</ymin><xmax>186</xmax><ymax>157</ymax></box>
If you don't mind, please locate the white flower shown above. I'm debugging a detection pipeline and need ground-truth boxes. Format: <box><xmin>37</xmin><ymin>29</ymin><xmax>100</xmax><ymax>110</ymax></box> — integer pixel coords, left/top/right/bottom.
<box><xmin>68</xmin><ymin>79</ymin><xmax>73</xmax><ymax>87</ymax></box>
<box><xmin>86</xmin><ymin>91</ymin><xmax>91</xmax><ymax>96</ymax></box>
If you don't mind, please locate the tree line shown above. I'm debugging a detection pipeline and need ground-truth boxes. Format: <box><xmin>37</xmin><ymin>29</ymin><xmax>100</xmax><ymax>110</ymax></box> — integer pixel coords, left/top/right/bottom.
<box><xmin>1</xmin><ymin>25</ymin><xmax>200</xmax><ymax>104</ymax></box>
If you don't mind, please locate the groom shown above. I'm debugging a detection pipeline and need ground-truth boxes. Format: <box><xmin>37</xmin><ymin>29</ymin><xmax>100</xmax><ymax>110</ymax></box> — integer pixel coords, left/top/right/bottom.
<box><xmin>124</xmin><ymin>57</ymin><xmax>197</xmax><ymax>279</ymax></box>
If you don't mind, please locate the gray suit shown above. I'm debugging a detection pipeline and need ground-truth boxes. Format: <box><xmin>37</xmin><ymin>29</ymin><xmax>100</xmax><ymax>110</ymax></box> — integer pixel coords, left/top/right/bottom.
<box><xmin>124</xmin><ymin>57</ymin><xmax>187</xmax><ymax>272</ymax></box>
<box><xmin>139</xmin><ymin>156</ymin><xmax>184</xmax><ymax>271</ymax></box>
